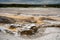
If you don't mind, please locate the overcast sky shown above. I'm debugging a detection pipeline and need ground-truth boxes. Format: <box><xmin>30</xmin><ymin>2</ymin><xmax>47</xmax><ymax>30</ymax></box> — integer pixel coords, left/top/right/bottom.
<box><xmin>0</xmin><ymin>0</ymin><xmax>60</xmax><ymax>4</ymax></box>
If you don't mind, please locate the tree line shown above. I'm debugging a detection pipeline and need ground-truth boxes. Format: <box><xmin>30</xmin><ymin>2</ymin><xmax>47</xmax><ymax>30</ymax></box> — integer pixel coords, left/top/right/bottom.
<box><xmin>0</xmin><ymin>4</ymin><xmax>60</xmax><ymax>8</ymax></box>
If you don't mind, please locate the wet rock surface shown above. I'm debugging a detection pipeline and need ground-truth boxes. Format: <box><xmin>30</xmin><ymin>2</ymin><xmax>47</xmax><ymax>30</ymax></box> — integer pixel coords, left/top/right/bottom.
<box><xmin>0</xmin><ymin>16</ymin><xmax>16</xmax><ymax>24</ymax></box>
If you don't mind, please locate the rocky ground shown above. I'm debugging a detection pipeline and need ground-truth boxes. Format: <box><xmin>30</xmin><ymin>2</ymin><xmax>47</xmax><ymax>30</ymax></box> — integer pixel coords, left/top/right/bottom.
<box><xmin>0</xmin><ymin>8</ymin><xmax>60</xmax><ymax>40</ymax></box>
<box><xmin>0</xmin><ymin>27</ymin><xmax>60</xmax><ymax>40</ymax></box>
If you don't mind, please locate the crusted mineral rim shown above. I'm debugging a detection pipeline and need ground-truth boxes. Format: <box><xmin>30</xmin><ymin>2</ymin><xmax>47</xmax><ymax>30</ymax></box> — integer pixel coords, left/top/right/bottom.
<box><xmin>0</xmin><ymin>23</ymin><xmax>47</xmax><ymax>39</ymax></box>
<box><xmin>0</xmin><ymin>23</ymin><xmax>39</xmax><ymax>36</ymax></box>
<box><xmin>0</xmin><ymin>13</ymin><xmax>60</xmax><ymax>38</ymax></box>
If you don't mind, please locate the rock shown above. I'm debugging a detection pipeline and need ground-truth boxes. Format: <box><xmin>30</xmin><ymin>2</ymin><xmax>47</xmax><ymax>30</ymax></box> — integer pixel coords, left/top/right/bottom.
<box><xmin>30</xmin><ymin>26</ymin><xmax>38</xmax><ymax>33</ymax></box>
<box><xmin>9</xmin><ymin>25</ymin><xmax>17</xmax><ymax>29</ymax></box>
<box><xmin>20</xmin><ymin>27</ymin><xmax>38</xmax><ymax>35</ymax></box>
<box><xmin>0</xmin><ymin>16</ymin><xmax>16</xmax><ymax>24</ymax></box>
<box><xmin>39</xmin><ymin>17</ymin><xmax>56</xmax><ymax>21</ymax></box>
<box><xmin>20</xmin><ymin>30</ymin><xmax>33</xmax><ymax>35</ymax></box>
<box><xmin>20</xmin><ymin>23</ymin><xmax>38</xmax><ymax>35</ymax></box>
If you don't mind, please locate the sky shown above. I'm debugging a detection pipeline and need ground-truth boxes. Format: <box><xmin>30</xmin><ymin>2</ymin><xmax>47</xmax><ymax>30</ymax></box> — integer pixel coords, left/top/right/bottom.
<box><xmin>0</xmin><ymin>0</ymin><xmax>60</xmax><ymax>4</ymax></box>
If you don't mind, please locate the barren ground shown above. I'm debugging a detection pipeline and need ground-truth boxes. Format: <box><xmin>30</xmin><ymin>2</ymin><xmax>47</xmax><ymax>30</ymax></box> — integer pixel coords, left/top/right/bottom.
<box><xmin>0</xmin><ymin>8</ymin><xmax>60</xmax><ymax>40</ymax></box>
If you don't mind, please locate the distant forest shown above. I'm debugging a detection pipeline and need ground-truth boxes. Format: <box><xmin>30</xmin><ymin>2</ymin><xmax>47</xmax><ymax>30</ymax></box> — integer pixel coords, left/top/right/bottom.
<box><xmin>0</xmin><ymin>4</ymin><xmax>60</xmax><ymax>8</ymax></box>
